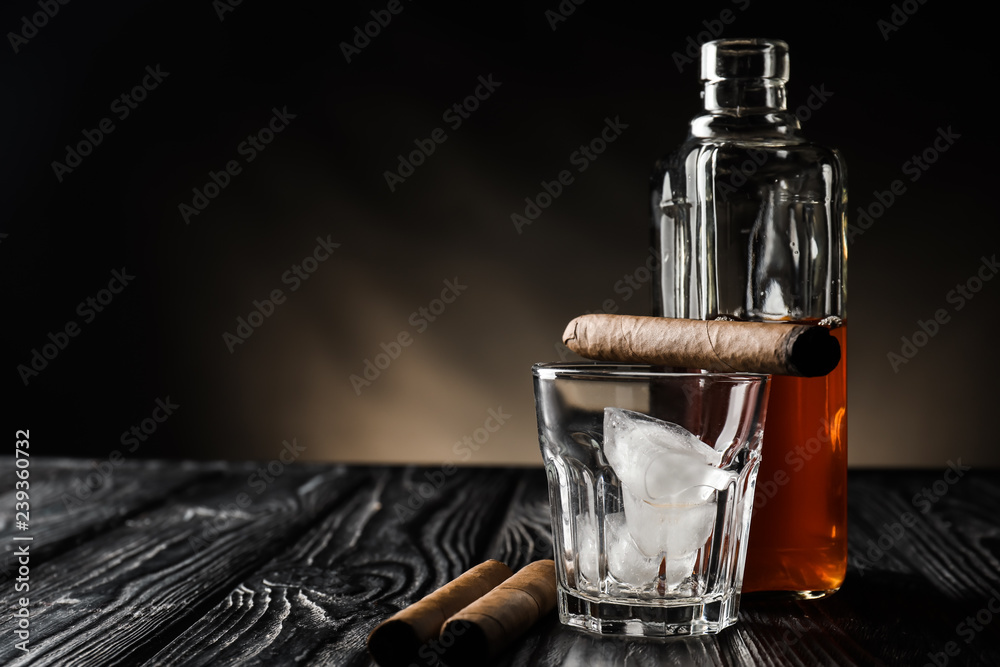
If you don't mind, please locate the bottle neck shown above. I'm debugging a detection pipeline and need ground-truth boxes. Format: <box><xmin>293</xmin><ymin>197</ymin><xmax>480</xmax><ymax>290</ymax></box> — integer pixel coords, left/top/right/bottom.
<box><xmin>703</xmin><ymin>79</ymin><xmax>786</xmax><ymax>113</ymax></box>
<box><xmin>691</xmin><ymin>78</ymin><xmax>799</xmax><ymax>139</ymax></box>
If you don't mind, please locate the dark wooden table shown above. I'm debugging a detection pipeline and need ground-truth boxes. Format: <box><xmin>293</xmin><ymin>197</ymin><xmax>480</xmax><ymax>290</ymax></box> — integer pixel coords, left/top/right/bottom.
<box><xmin>1</xmin><ymin>459</ymin><xmax>998</xmax><ymax>666</ymax></box>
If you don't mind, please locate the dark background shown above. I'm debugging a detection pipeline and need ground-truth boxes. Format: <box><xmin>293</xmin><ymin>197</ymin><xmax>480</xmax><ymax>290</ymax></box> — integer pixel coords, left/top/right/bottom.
<box><xmin>3</xmin><ymin>0</ymin><xmax>996</xmax><ymax>467</ymax></box>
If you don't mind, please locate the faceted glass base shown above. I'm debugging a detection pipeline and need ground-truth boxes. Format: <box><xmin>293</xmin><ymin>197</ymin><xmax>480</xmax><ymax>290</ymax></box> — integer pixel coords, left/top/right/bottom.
<box><xmin>557</xmin><ymin>587</ymin><xmax>740</xmax><ymax>638</ymax></box>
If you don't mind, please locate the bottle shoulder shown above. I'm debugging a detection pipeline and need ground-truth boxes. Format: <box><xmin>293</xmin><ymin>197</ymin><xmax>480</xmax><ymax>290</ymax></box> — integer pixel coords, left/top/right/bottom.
<box><xmin>651</xmin><ymin>136</ymin><xmax>846</xmax><ymax>200</ymax></box>
<box><xmin>661</xmin><ymin>137</ymin><xmax>845</xmax><ymax>171</ymax></box>
<box><xmin>679</xmin><ymin>111</ymin><xmax>842</xmax><ymax>153</ymax></box>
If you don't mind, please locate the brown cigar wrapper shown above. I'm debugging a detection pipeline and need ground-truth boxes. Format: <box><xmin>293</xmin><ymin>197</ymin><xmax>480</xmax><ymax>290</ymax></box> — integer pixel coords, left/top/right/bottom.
<box><xmin>367</xmin><ymin>559</ymin><xmax>513</xmax><ymax>667</ymax></box>
<box><xmin>563</xmin><ymin>314</ymin><xmax>841</xmax><ymax>377</ymax></box>
<box><xmin>440</xmin><ymin>560</ymin><xmax>557</xmax><ymax>661</ymax></box>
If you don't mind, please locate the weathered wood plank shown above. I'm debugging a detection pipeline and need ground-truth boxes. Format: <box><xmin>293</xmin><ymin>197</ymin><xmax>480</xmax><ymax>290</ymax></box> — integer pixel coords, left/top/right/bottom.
<box><xmin>483</xmin><ymin>471</ymin><xmax>554</xmax><ymax>572</ymax></box>
<box><xmin>838</xmin><ymin>470</ymin><xmax>1000</xmax><ymax>666</ymax></box>
<box><xmin>144</xmin><ymin>467</ymin><xmax>524</xmax><ymax>666</ymax></box>
<box><xmin>0</xmin><ymin>462</ymin><xmax>362</xmax><ymax>666</ymax></box>
<box><xmin>0</xmin><ymin>458</ymin><xmax>211</xmax><ymax>585</ymax></box>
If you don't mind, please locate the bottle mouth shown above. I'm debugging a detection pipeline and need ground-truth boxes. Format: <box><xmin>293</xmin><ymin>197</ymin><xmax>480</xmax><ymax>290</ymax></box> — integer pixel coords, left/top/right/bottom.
<box><xmin>701</xmin><ymin>38</ymin><xmax>789</xmax><ymax>83</ymax></box>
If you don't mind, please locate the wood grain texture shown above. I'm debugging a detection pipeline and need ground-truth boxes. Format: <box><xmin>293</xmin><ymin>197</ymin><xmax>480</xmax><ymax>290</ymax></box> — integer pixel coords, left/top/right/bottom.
<box><xmin>0</xmin><ymin>460</ymin><xmax>998</xmax><ymax>666</ymax></box>
<box><xmin>0</xmin><ymin>460</ymin><xmax>211</xmax><ymax>586</ymax></box>
<box><xmin>0</xmin><ymin>460</ymin><xmax>358</xmax><ymax>666</ymax></box>
<box><xmin>146</xmin><ymin>466</ymin><xmax>523</xmax><ymax>666</ymax></box>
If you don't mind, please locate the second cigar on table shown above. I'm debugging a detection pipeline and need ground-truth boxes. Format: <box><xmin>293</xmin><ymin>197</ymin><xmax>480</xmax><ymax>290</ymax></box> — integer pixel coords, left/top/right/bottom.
<box><xmin>562</xmin><ymin>314</ymin><xmax>842</xmax><ymax>377</ymax></box>
<box><xmin>367</xmin><ymin>560</ymin><xmax>513</xmax><ymax>667</ymax></box>
<box><xmin>440</xmin><ymin>560</ymin><xmax>557</xmax><ymax>665</ymax></box>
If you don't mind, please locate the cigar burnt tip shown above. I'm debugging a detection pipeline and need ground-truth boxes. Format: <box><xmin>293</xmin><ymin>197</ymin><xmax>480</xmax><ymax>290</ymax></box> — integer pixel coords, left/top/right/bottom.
<box><xmin>789</xmin><ymin>325</ymin><xmax>842</xmax><ymax>377</ymax></box>
<box><xmin>367</xmin><ymin>619</ymin><xmax>420</xmax><ymax>667</ymax></box>
<box><xmin>440</xmin><ymin>620</ymin><xmax>487</xmax><ymax>667</ymax></box>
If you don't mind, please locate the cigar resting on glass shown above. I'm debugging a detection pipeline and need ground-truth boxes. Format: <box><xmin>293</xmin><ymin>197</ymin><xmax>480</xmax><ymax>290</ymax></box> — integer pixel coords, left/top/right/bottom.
<box><xmin>367</xmin><ymin>559</ymin><xmax>513</xmax><ymax>667</ymax></box>
<box><xmin>440</xmin><ymin>559</ymin><xmax>557</xmax><ymax>664</ymax></box>
<box><xmin>563</xmin><ymin>314</ymin><xmax>841</xmax><ymax>377</ymax></box>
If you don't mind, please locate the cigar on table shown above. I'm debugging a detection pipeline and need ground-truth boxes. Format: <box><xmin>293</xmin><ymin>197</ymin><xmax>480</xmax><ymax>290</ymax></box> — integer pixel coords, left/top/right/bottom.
<box><xmin>439</xmin><ymin>559</ymin><xmax>557</xmax><ymax>665</ymax></box>
<box><xmin>367</xmin><ymin>559</ymin><xmax>513</xmax><ymax>667</ymax></box>
<box><xmin>563</xmin><ymin>314</ymin><xmax>842</xmax><ymax>377</ymax></box>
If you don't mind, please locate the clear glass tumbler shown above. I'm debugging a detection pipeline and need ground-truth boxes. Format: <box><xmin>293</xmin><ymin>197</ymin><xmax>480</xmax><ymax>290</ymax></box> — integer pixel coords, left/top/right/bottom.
<box><xmin>532</xmin><ymin>363</ymin><xmax>769</xmax><ymax>637</ymax></box>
